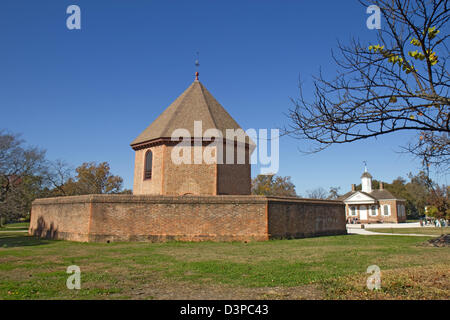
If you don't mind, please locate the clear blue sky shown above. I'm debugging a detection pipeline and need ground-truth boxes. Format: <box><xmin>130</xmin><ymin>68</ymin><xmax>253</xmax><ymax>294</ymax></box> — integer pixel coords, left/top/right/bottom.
<box><xmin>1</xmin><ymin>1</ymin><xmax>446</xmax><ymax>195</ymax></box>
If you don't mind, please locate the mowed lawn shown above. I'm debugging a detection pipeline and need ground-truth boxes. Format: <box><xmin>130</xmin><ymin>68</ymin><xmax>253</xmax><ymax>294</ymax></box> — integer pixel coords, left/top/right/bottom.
<box><xmin>0</xmin><ymin>222</ymin><xmax>29</xmax><ymax>231</ymax></box>
<box><xmin>366</xmin><ymin>227</ymin><xmax>450</xmax><ymax>236</ymax></box>
<box><xmin>0</xmin><ymin>227</ymin><xmax>449</xmax><ymax>300</ymax></box>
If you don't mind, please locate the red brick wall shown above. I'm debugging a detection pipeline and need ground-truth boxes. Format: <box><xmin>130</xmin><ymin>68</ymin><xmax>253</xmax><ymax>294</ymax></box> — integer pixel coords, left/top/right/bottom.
<box><xmin>378</xmin><ymin>200</ymin><xmax>401</xmax><ymax>223</ymax></box>
<box><xmin>162</xmin><ymin>145</ymin><xmax>217</xmax><ymax>195</ymax></box>
<box><xmin>133</xmin><ymin>143</ymin><xmax>252</xmax><ymax>196</ymax></box>
<box><xmin>29</xmin><ymin>196</ymin><xmax>92</xmax><ymax>241</ymax></box>
<box><xmin>268</xmin><ymin>197</ymin><xmax>346</xmax><ymax>238</ymax></box>
<box><xmin>217</xmin><ymin>163</ymin><xmax>251</xmax><ymax>195</ymax></box>
<box><xmin>133</xmin><ymin>145</ymin><xmax>164</xmax><ymax>195</ymax></box>
<box><xmin>88</xmin><ymin>195</ymin><xmax>268</xmax><ymax>241</ymax></box>
<box><xmin>30</xmin><ymin>195</ymin><xmax>347</xmax><ymax>242</ymax></box>
<box><xmin>31</xmin><ymin>195</ymin><xmax>269</xmax><ymax>242</ymax></box>
<box><xmin>345</xmin><ymin>201</ymin><xmax>406</xmax><ymax>223</ymax></box>
<box><xmin>216</xmin><ymin>144</ymin><xmax>251</xmax><ymax>195</ymax></box>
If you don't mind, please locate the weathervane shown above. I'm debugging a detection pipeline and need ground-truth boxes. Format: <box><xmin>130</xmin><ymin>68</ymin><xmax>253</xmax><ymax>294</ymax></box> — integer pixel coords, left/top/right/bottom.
<box><xmin>195</xmin><ymin>51</ymin><xmax>200</xmax><ymax>81</ymax></box>
<box><xmin>363</xmin><ymin>160</ymin><xmax>368</xmax><ymax>172</ymax></box>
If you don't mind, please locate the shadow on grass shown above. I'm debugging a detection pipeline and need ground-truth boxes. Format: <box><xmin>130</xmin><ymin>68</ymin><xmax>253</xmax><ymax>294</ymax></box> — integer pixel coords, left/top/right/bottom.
<box><xmin>0</xmin><ymin>233</ymin><xmax>52</xmax><ymax>248</ymax></box>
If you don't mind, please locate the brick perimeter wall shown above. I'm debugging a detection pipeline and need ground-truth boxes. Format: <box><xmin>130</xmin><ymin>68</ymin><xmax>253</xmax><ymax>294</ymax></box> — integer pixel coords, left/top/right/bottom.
<box><xmin>267</xmin><ymin>197</ymin><xmax>347</xmax><ymax>238</ymax></box>
<box><xmin>30</xmin><ymin>195</ymin><xmax>269</xmax><ymax>242</ymax></box>
<box><xmin>30</xmin><ymin>195</ymin><xmax>346</xmax><ymax>242</ymax></box>
<box><xmin>29</xmin><ymin>196</ymin><xmax>93</xmax><ymax>242</ymax></box>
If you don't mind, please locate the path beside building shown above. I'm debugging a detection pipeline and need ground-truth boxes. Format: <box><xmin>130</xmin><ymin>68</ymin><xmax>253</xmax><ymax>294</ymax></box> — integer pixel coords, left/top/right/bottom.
<box><xmin>347</xmin><ymin>223</ymin><xmax>435</xmax><ymax>237</ymax></box>
<box><xmin>347</xmin><ymin>228</ymin><xmax>431</xmax><ymax>237</ymax></box>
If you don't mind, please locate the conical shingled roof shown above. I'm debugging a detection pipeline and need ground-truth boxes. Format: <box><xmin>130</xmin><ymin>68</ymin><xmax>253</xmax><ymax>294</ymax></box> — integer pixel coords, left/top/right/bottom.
<box><xmin>131</xmin><ymin>80</ymin><xmax>249</xmax><ymax>147</ymax></box>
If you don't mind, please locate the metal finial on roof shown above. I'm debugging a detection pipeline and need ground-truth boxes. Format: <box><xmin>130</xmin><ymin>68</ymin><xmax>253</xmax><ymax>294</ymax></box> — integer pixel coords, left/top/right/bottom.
<box><xmin>363</xmin><ymin>160</ymin><xmax>368</xmax><ymax>172</ymax></box>
<box><xmin>195</xmin><ymin>51</ymin><xmax>200</xmax><ymax>81</ymax></box>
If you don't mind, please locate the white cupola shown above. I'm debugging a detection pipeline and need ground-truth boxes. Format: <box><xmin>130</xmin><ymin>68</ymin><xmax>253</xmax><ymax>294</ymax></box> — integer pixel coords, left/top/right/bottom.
<box><xmin>361</xmin><ymin>167</ymin><xmax>373</xmax><ymax>193</ymax></box>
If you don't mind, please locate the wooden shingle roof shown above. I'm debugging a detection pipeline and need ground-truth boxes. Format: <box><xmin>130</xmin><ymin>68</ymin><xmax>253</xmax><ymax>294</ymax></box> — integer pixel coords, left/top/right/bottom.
<box><xmin>131</xmin><ymin>80</ymin><xmax>248</xmax><ymax>147</ymax></box>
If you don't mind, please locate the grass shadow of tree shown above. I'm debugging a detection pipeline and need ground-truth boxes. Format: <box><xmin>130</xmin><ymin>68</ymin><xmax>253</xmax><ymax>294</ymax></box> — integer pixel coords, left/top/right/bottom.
<box><xmin>0</xmin><ymin>217</ymin><xmax>58</xmax><ymax>248</ymax></box>
<box><xmin>0</xmin><ymin>233</ymin><xmax>52</xmax><ymax>248</ymax></box>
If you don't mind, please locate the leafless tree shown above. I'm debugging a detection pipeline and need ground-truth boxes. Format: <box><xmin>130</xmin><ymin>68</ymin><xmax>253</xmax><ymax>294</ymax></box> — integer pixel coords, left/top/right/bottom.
<box><xmin>306</xmin><ymin>187</ymin><xmax>329</xmax><ymax>199</ymax></box>
<box><xmin>287</xmin><ymin>0</ymin><xmax>449</xmax><ymax>171</ymax></box>
<box><xmin>44</xmin><ymin>159</ymin><xmax>74</xmax><ymax>196</ymax></box>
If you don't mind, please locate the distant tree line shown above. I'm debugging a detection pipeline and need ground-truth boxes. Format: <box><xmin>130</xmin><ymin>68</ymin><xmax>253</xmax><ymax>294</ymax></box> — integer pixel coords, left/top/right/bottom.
<box><xmin>251</xmin><ymin>175</ymin><xmax>341</xmax><ymax>200</ymax></box>
<box><xmin>252</xmin><ymin>172</ymin><xmax>448</xmax><ymax>220</ymax></box>
<box><xmin>0</xmin><ymin>130</ymin><xmax>130</xmax><ymax>226</ymax></box>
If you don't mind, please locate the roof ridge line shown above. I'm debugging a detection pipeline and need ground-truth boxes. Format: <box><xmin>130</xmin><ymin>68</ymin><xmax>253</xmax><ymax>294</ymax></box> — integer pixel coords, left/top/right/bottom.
<box><xmin>163</xmin><ymin>82</ymin><xmax>195</xmax><ymax>137</ymax></box>
<box><xmin>198</xmin><ymin>82</ymin><xmax>219</xmax><ymax>130</ymax></box>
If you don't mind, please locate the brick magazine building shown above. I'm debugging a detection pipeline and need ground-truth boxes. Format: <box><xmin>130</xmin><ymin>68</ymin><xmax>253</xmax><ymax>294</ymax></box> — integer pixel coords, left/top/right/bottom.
<box><xmin>339</xmin><ymin>168</ymin><xmax>407</xmax><ymax>224</ymax></box>
<box><xmin>29</xmin><ymin>74</ymin><xmax>347</xmax><ymax>242</ymax></box>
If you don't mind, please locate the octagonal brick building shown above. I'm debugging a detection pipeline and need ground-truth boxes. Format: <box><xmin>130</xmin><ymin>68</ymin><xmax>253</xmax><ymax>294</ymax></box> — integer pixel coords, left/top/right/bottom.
<box><xmin>130</xmin><ymin>76</ymin><xmax>253</xmax><ymax>196</ymax></box>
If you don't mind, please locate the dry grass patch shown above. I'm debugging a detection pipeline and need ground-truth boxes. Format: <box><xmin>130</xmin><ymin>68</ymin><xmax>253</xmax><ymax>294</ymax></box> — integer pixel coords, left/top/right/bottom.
<box><xmin>325</xmin><ymin>264</ymin><xmax>450</xmax><ymax>300</ymax></box>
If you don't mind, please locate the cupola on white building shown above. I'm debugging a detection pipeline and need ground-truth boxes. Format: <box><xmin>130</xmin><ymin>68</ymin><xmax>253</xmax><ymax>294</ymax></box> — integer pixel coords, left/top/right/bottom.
<box><xmin>339</xmin><ymin>168</ymin><xmax>407</xmax><ymax>224</ymax></box>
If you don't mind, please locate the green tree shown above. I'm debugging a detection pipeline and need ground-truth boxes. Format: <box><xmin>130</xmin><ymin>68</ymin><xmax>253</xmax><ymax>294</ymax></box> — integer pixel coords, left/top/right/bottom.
<box><xmin>328</xmin><ymin>186</ymin><xmax>342</xmax><ymax>200</ymax></box>
<box><xmin>62</xmin><ymin>162</ymin><xmax>124</xmax><ymax>195</ymax></box>
<box><xmin>0</xmin><ymin>131</ymin><xmax>46</xmax><ymax>226</ymax></box>
<box><xmin>426</xmin><ymin>184</ymin><xmax>449</xmax><ymax>220</ymax></box>
<box><xmin>251</xmin><ymin>174</ymin><xmax>297</xmax><ymax>197</ymax></box>
<box><xmin>404</xmin><ymin>172</ymin><xmax>430</xmax><ymax>217</ymax></box>
<box><xmin>1</xmin><ymin>175</ymin><xmax>48</xmax><ymax>224</ymax></box>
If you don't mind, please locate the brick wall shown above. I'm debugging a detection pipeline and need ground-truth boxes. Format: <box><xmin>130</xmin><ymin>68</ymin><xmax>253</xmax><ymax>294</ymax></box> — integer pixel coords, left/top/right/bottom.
<box><xmin>29</xmin><ymin>195</ymin><xmax>93</xmax><ymax>241</ymax></box>
<box><xmin>345</xmin><ymin>201</ymin><xmax>406</xmax><ymax>223</ymax></box>
<box><xmin>217</xmin><ymin>144</ymin><xmax>251</xmax><ymax>195</ymax></box>
<box><xmin>378</xmin><ymin>200</ymin><xmax>403</xmax><ymax>223</ymax></box>
<box><xmin>268</xmin><ymin>197</ymin><xmax>346</xmax><ymax>238</ymax></box>
<box><xmin>162</xmin><ymin>145</ymin><xmax>217</xmax><ymax>195</ymax></box>
<box><xmin>133</xmin><ymin>145</ymin><xmax>164</xmax><ymax>195</ymax></box>
<box><xmin>30</xmin><ymin>195</ymin><xmax>347</xmax><ymax>242</ymax></box>
<box><xmin>133</xmin><ymin>143</ymin><xmax>252</xmax><ymax>196</ymax></box>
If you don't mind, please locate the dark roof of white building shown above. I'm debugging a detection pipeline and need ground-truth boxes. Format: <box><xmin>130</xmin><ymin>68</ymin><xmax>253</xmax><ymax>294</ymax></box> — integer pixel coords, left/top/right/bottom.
<box><xmin>338</xmin><ymin>189</ymin><xmax>405</xmax><ymax>201</ymax></box>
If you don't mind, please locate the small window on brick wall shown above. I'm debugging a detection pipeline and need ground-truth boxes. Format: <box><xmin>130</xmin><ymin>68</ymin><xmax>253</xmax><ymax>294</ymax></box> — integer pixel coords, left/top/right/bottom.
<box><xmin>370</xmin><ymin>205</ymin><xmax>377</xmax><ymax>216</ymax></box>
<box><xmin>144</xmin><ymin>150</ymin><xmax>152</xmax><ymax>180</ymax></box>
<box><xmin>383</xmin><ymin>204</ymin><xmax>390</xmax><ymax>216</ymax></box>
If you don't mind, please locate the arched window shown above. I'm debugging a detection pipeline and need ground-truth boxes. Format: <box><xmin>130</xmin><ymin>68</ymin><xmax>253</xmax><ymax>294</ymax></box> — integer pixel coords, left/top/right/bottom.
<box><xmin>144</xmin><ymin>150</ymin><xmax>152</xmax><ymax>179</ymax></box>
<box><xmin>383</xmin><ymin>204</ymin><xmax>390</xmax><ymax>216</ymax></box>
<box><xmin>350</xmin><ymin>206</ymin><xmax>357</xmax><ymax>216</ymax></box>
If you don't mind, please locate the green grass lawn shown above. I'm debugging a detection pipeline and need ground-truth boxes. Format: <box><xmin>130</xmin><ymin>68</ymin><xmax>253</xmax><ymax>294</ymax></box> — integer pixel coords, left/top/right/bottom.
<box><xmin>366</xmin><ymin>227</ymin><xmax>450</xmax><ymax>236</ymax></box>
<box><xmin>0</xmin><ymin>222</ymin><xmax>29</xmax><ymax>231</ymax></box>
<box><xmin>0</xmin><ymin>231</ymin><xmax>448</xmax><ymax>300</ymax></box>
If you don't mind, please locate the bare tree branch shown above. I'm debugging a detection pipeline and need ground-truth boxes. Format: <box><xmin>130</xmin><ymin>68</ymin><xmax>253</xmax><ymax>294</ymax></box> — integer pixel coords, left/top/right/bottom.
<box><xmin>287</xmin><ymin>0</ymin><xmax>449</xmax><ymax>171</ymax></box>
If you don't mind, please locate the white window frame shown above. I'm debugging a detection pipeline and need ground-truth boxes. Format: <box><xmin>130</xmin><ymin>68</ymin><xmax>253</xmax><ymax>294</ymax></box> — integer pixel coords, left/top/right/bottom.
<box><xmin>370</xmin><ymin>205</ymin><xmax>378</xmax><ymax>216</ymax></box>
<box><xmin>349</xmin><ymin>206</ymin><xmax>357</xmax><ymax>216</ymax></box>
<box><xmin>382</xmin><ymin>204</ymin><xmax>391</xmax><ymax>216</ymax></box>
